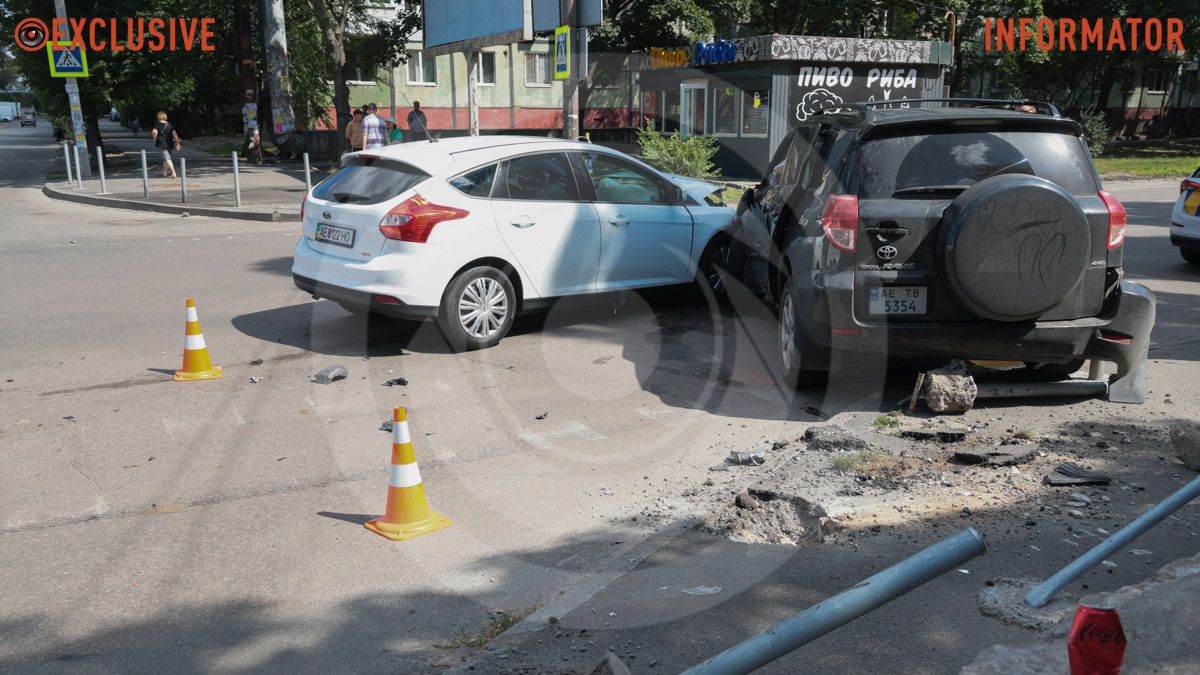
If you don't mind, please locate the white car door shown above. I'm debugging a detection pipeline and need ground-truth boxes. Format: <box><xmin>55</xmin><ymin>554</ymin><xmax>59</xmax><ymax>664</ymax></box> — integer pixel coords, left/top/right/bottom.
<box><xmin>575</xmin><ymin>152</ymin><xmax>693</xmax><ymax>290</ymax></box>
<box><xmin>490</xmin><ymin>152</ymin><xmax>600</xmax><ymax>297</ymax></box>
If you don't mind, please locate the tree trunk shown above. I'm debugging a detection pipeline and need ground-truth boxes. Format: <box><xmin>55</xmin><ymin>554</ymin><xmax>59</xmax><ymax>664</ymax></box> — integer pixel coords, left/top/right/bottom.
<box><xmin>309</xmin><ymin>0</ymin><xmax>350</xmax><ymax>149</ymax></box>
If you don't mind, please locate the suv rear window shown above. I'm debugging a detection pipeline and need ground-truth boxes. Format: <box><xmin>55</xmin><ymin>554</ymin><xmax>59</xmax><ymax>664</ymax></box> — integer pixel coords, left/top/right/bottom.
<box><xmin>859</xmin><ymin>130</ymin><xmax>1098</xmax><ymax>199</ymax></box>
<box><xmin>312</xmin><ymin>157</ymin><xmax>429</xmax><ymax>204</ymax></box>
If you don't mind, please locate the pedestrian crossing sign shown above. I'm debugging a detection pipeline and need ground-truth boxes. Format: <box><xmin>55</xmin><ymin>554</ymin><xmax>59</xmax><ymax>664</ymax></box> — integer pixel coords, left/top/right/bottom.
<box><xmin>554</xmin><ymin>25</ymin><xmax>569</xmax><ymax>80</ymax></box>
<box><xmin>47</xmin><ymin>41</ymin><xmax>88</xmax><ymax>78</ymax></box>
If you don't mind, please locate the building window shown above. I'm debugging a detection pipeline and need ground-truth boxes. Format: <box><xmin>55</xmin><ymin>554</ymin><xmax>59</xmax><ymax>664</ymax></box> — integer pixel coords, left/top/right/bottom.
<box><xmin>742</xmin><ymin>89</ymin><xmax>769</xmax><ymax>137</ymax></box>
<box><xmin>641</xmin><ymin>90</ymin><xmax>659</xmax><ymax>129</ymax></box>
<box><xmin>525</xmin><ymin>52</ymin><xmax>551</xmax><ymax>86</ymax></box>
<box><xmin>407</xmin><ymin>51</ymin><xmax>437</xmax><ymax>85</ymax></box>
<box><xmin>1144</xmin><ymin>69</ymin><xmax>1169</xmax><ymax>93</ymax></box>
<box><xmin>477</xmin><ymin>52</ymin><xmax>496</xmax><ymax>86</ymax></box>
<box><xmin>712</xmin><ymin>85</ymin><xmax>739</xmax><ymax>135</ymax></box>
<box><xmin>663</xmin><ymin>88</ymin><xmax>680</xmax><ymax>133</ymax></box>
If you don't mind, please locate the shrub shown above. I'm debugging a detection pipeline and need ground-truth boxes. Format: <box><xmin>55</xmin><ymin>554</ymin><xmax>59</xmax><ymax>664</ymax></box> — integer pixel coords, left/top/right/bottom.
<box><xmin>636</xmin><ymin>120</ymin><xmax>719</xmax><ymax>179</ymax></box>
<box><xmin>1079</xmin><ymin>108</ymin><xmax>1111</xmax><ymax>158</ymax></box>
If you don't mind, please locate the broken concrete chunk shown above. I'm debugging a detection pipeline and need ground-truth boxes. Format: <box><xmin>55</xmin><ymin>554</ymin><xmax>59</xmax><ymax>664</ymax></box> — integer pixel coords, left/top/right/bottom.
<box><xmin>900</xmin><ymin>427</ymin><xmax>970</xmax><ymax>443</ymax></box>
<box><xmin>953</xmin><ymin>441</ymin><xmax>1038</xmax><ymax>467</ymax></box>
<box><xmin>1169</xmin><ymin>420</ymin><xmax>1200</xmax><ymax>471</ymax></box>
<box><xmin>703</xmin><ymin>483</ymin><xmax>837</xmax><ymax>546</ymax></box>
<box><xmin>383</xmin><ymin>377</ymin><xmax>408</xmax><ymax>387</ymax></box>
<box><xmin>803</xmin><ymin>424</ymin><xmax>870</xmax><ymax>453</ymax></box>
<box><xmin>313</xmin><ymin>365</ymin><xmax>348</xmax><ymax>384</ymax></box>
<box><xmin>728</xmin><ymin>448</ymin><xmax>766</xmax><ymax>465</ymax></box>
<box><xmin>923</xmin><ymin>361</ymin><xmax>978</xmax><ymax>413</ymax></box>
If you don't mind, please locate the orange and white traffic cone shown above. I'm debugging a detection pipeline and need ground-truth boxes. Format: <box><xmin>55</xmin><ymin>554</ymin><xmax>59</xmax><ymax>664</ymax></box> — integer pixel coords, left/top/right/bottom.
<box><xmin>173</xmin><ymin>298</ymin><xmax>222</xmax><ymax>382</ymax></box>
<box><xmin>365</xmin><ymin>407</ymin><xmax>452</xmax><ymax>541</ymax></box>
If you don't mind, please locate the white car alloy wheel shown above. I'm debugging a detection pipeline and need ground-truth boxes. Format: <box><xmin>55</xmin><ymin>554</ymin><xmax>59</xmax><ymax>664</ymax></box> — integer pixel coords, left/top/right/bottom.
<box><xmin>459</xmin><ymin>277</ymin><xmax>509</xmax><ymax>339</ymax></box>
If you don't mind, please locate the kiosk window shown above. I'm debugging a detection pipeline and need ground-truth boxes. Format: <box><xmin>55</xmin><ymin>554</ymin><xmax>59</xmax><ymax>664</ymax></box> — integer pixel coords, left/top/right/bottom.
<box><xmin>663</xmin><ymin>88</ymin><xmax>681</xmax><ymax>133</ymax></box>
<box><xmin>742</xmin><ymin>89</ymin><xmax>769</xmax><ymax>136</ymax></box>
<box><xmin>713</xmin><ymin>85</ymin><xmax>738</xmax><ymax>135</ymax></box>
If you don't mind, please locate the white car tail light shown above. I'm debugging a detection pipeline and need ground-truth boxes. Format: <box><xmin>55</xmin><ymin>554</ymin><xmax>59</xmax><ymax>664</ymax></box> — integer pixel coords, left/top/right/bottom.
<box><xmin>300</xmin><ymin>194</ymin><xmax>307</xmax><ymax>222</ymax></box>
<box><xmin>1099</xmin><ymin>190</ymin><xmax>1126</xmax><ymax>250</ymax></box>
<box><xmin>821</xmin><ymin>194</ymin><xmax>859</xmax><ymax>253</ymax></box>
<box><xmin>379</xmin><ymin>195</ymin><xmax>469</xmax><ymax>243</ymax></box>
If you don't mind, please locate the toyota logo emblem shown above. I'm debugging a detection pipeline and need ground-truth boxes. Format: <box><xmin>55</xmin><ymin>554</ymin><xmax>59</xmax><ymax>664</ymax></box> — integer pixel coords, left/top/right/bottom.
<box><xmin>876</xmin><ymin>245</ymin><xmax>899</xmax><ymax>260</ymax></box>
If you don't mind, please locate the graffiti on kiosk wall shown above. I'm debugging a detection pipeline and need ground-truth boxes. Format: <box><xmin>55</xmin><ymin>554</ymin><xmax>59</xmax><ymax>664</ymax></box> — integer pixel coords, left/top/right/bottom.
<box><xmin>792</xmin><ymin>64</ymin><xmax>935</xmax><ymax>122</ymax></box>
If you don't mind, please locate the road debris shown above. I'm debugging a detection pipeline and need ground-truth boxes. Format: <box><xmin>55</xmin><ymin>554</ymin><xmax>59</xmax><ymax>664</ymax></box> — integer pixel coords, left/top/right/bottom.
<box><xmin>803</xmin><ymin>424</ymin><xmax>870</xmax><ymax>452</ymax></box>
<box><xmin>313</xmin><ymin>365</ymin><xmax>348</xmax><ymax>384</ymax></box>
<box><xmin>248</xmin><ymin>376</ymin><xmax>262</xmax><ymax>384</ymax></box>
<box><xmin>1044</xmin><ymin>463</ymin><xmax>1111</xmax><ymax>486</ymax></box>
<box><xmin>702</xmin><ymin>482</ymin><xmax>840</xmax><ymax>546</ymax></box>
<box><xmin>249</xmin><ymin>358</ymin><xmax>264</xmax><ymax>365</ymax></box>
<box><xmin>900</xmin><ymin>426</ymin><xmax>970</xmax><ymax>443</ymax></box>
<box><xmin>681</xmin><ymin>586</ymin><xmax>722</xmax><ymax>595</ymax></box>
<box><xmin>1169</xmin><ymin>420</ymin><xmax>1200</xmax><ymax>471</ymax></box>
<box><xmin>922</xmin><ymin>361</ymin><xmax>978</xmax><ymax>412</ymax></box>
<box><xmin>535</xmin><ymin>411</ymin><xmax>548</xmax><ymax>420</ymax></box>
<box><xmin>383</xmin><ymin>377</ymin><xmax>408</xmax><ymax>386</ymax></box>
<box><xmin>953</xmin><ymin>441</ymin><xmax>1038</xmax><ymax>466</ymax></box>
<box><xmin>977</xmin><ymin>578</ymin><xmax>1076</xmax><ymax>630</ymax></box>
<box><xmin>728</xmin><ymin>448</ymin><xmax>766</xmax><ymax>466</ymax></box>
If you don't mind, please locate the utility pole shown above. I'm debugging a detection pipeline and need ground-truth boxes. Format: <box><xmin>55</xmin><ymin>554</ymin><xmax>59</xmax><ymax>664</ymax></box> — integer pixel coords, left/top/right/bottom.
<box><xmin>234</xmin><ymin>0</ymin><xmax>259</xmax><ymax>138</ymax></box>
<box><xmin>559</xmin><ymin>0</ymin><xmax>579</xmax><ymax>139</ymax></box>
<box><xmin>53</xmin><ymin>0</ymin><xmax>90</xmax><ymax>177</ymax></box>
<box><xmin>258</xmin><ymin>0</ymin><xmax>296</xmax><ymax>147</ymax></box>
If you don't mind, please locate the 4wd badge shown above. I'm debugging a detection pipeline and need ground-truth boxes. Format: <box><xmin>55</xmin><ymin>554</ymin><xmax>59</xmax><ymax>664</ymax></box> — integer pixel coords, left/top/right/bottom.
<box><xmin>876</xmin><ymin>245</ymin><xmax>899</xmax><ymax>260</ymax></box>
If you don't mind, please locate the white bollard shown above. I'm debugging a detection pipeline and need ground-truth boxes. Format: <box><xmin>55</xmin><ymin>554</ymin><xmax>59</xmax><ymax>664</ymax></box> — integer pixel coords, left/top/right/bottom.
<box><xmin>232</xmin><ymin>151</ymin><xmax>242</xmax><ymax>207</ymax></box>
<box><xmin>303</xmin><ymin>152</ymin><xmax>312</xmax><ymax>193</ymax></box>
<box><xmin>96</xmin><ymin>145</ymin><xmax>108</xmax><ymax>194</ymax></box>
<box><xmin>180</xmin><ymin>157</ymin><xmax>188</xmax><ymax>203</ymax></box>
<box><xmin>73</xmin><ymin>144</ymin><xmax>83</xmax><ymax>189</ymax></box>
<box><xmin>63</xmin><ymin>142</ymin><xmax>74</xmax><ymax>184</ymax></box>
<box><xmin>140</xmin><ymin>149</ymin><xmax>149</xmax><ymax>198</ymax></box>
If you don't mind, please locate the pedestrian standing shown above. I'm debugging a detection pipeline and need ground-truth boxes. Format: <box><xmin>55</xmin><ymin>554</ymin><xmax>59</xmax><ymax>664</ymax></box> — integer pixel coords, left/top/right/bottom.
<box><xmin>387</xmin><ymin>120</ymin><xmax>404</xmax><ymax>145</ymax></box>
<box><xmin>362</xmin><ymin>103</ymin><xmax>387</xmax><ymax>150</ymax></box>
<box><xmin>406</xmin><ymin>101</ymin><xmax>430</xmax><ymax>142</ymax></box>
<box><xmin>345</xmin><ymin>109</ymin><xmax>364</xmax><ymax>152</ymax></box>
<box><xmin>152</xmin><ymin>111</ymin><xmax>181</xmax><ymax>179</ymax></box>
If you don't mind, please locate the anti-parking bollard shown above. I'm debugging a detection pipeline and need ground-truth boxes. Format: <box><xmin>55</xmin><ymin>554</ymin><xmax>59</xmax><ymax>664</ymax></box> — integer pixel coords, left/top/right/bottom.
<box><xmin>96</xmin><ymin>145</ymin><xmax>108</xmax><ymax>194</ymax></box>
<box><xmin>180</xmin><ymin>157</ymin><xmax>188</xmax><ymax>203</ymax></box>
<box><xmin>62</xmin><ymin>141</ymin><xmax>74</xmax><ymax>184</ymax></box>
<box><xmin>232</xmin><ymin>150</ymin><xmax>242</xmax><ymax>207</ymax></box>
<box><xmin>303</xmin><ymin>152</ymin><xmax>312</xmax><ymax>193</ymax></box>
<box><xmin>140</xmin><ymin>149</ymin><xmax>149</xmax><ymax>197</ymax></box>
<box><xmin>73</xmin><ymin>144</ymin><xmax>83</xmax><ymax>189</ymax></box>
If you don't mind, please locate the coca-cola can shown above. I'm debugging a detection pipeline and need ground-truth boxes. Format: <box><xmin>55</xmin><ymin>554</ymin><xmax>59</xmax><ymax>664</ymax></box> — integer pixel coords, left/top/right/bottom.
<box><xmin>1068</xmin><ymin>605</ymin><xmax>1127</xmax><ymax>675</ymax></box>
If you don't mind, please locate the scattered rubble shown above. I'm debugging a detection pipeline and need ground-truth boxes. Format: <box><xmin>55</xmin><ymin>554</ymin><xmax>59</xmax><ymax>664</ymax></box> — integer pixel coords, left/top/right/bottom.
<box><xmin>702</xmin><ymin>482</ymin><xmax>841</xmax><ymax>546</ymax></box>
<box><xmin>803</xmin><ymin>424</ymin><xmax>870</xmax><ymax>452</ymax></box>
<box><xmin>977</xmin><ymin>578</ymin><xmax>1077</xmax><ymax>631</ymax></box>
<box><xmin>922</xmin><ymin>361</ymin><xmax>978</xmax><ymax>412</ymax></box>
<box><xmin>953</xmin><ymin>441</ymin><xmax>1038</xmax><ymax>466</ymax></box>
<box><xmin>383</xmin><ymin>377</ymin><xmax>408</xmax><ymax>387</ymax></box>
<box><xmin>313</xmin><ymin>365</ymin><xmax>348</xmax><ymax>384</ymax></box>
<box><xmin>900</xmin><ymin>427</ymin><xmax>970</xmax><ymax>443</ymax></box>
<box><xmin>727</xmin><ymin>448</ymin><xmax>766</xmax><ymax>466</ymax></box>
<box><xmin>1043</xmin><ymin>463</ymin><xmax>1111</xmax><ymax>486</ymax></box>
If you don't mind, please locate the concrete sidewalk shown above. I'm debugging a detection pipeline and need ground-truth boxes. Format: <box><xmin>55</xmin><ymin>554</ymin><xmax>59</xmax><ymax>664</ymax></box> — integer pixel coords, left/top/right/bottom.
<box><xmin>45</xmin><ymin>121</ymin><xmax>319</xmax><ymax>221</ymax></box>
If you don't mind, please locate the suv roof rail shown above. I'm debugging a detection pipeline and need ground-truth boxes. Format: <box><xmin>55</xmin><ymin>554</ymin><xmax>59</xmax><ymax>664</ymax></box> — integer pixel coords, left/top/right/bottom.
<box><xmin>817</xmin><ymin>98</ymin><xmax>1061</xmax><ymax>118</ymax></box>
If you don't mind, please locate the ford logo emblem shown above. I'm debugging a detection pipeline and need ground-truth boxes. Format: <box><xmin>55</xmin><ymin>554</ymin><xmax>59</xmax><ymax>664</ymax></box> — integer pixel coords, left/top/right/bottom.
<box><xmin>876</xmin><ymin>245</ymin><xmax>899</xmax><ymax>260</ymax></box>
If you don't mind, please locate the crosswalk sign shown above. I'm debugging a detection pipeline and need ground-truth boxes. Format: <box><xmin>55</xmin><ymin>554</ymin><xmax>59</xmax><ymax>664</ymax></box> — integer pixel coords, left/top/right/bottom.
<box><xmin>47</xmin><ymin>42</ymin><xmax>88</xmax><ymax>77</ymax></box>
<box><xmin>554</xmin><ymin>25</ymin><xmax>569</xmax><ymax>80</ymax></box>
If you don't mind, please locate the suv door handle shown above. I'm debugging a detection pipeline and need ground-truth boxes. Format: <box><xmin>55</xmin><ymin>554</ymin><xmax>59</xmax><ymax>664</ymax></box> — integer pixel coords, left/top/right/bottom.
<box><xmin>510</xmin><ymin>219</ymin><xmax>535</xmax><ymax>228</ymax></box>
<box><xmin>609</xmin><ymin>216</ymin><xmax>630</xmax><ymax>226</ymax></box>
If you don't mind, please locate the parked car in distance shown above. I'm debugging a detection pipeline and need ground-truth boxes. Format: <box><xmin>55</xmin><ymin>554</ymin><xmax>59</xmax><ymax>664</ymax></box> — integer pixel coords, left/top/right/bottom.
<box><xmin>731</xmin><ymin>99</ymin><xmax>1155</xmax><ymax>403</ymax></box>
<box><xmin>20</xmin><ymin>113</ymin><xmax>36</xmax><ymax>127</ymax></box>
<box><xmin>1170</xmin><ymin>167</ymin><xmax>1200</xmax><ymax>264</ymax></box>
<box><xmin>292</xmin><ymin>136</ymin><xmax>738</xmax><ymax>350</ymax></box>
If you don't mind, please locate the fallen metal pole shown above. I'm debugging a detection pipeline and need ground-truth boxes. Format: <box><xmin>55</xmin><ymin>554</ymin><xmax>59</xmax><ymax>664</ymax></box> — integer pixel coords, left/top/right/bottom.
<box><xmin>232</xmin><ymin>150</ymin><xmax>242</xmax><ymax>207</ymax></box>
<box><xmin>1025</xmin><ymin>474</ymin><xmax>1200</xmax><ymax>608</ymax></box>
<box><xmin>975</xmin><ymin>381</ymin><xmax>1108</xmax><ymax>400</ymax></box>
<box><xmin>96</xmin><ymin>145</ymin><xmax>107</xmax><ymax>194</ymax></box>
<box><xmin>180</xmin><ymin>157</ymin><xmax>188</xmax><ymax>203</ymax></box>
<box><xmin>63</xmin><ymin>141</ymin><xmax>74</xmax><ymax>184</ymax></box>
<box><xmin>140</xmin><ymin>149</ymin><xmax>149</xmax><ymax>197</ymax></box>
<box><xmin>303</xmin><ymin>152</ymin><xmax>312</xmax><ymax>193</ymax></box>
<box><xmin>682</xmin><ymin>528</ymin><xmax>987</xmax><ymax>675</ymax></box>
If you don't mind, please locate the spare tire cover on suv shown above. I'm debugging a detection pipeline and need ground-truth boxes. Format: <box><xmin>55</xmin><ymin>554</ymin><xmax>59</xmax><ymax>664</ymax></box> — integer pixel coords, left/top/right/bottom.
<box><xmin>936</xmin><ymin>174</ymin><xmax>1091</xmax><ymax>322</ymax></box>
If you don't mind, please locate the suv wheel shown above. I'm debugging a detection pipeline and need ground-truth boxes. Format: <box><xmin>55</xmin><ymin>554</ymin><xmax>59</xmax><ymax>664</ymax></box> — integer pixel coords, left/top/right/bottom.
<box><xmin>777</xmin><ymin>274</ymin><xmax>824</xmax><ymax>388</ymax></box>
<box><xmin>437</xmin><ymin>266</ymin><xmax>515</xmax><ymax>351</ymax></box>
<box><xmin>1181</xmin><ymin>249</ymin><xmax>1200</xmax><ymax>265</ymax></box>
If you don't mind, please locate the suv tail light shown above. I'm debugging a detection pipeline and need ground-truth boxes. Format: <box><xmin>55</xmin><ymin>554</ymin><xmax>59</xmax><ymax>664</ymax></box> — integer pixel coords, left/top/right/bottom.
<box><xmin>379</xmin><ymin>195</ymin><xmax>469</xmax><ymax>243</ymax></box>
<box><xmin>1182</xmin><ymin>178</ymin><xmax>1200</xmax><ymax>193</ymax></box>
<box><xmin>1099</xmin><ymin>191</ymin><xmax>1126</xmax><ymax>250</ymax></box>
<box><xmin>821</xmin><ymin>194</ymin><xmax>859</xmax><ymax>253</ymax></box>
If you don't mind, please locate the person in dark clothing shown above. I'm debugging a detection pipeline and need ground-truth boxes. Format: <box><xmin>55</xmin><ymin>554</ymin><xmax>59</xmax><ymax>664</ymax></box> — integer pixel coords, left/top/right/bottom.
<box><xmin>152</xmin><ymin>111</ymin><xmax>181</xmax><ymax>178</ymax></box>
<box><xmin>406</xmin><ymin>101</ymin><xmax>430</xmax><ymax>142</ymax></box>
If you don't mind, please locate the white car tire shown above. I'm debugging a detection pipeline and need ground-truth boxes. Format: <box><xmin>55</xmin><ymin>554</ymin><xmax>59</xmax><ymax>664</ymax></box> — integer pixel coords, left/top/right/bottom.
<box><xmin>437</xmin><ymin>266</ymin><xmax>516</xmax><ymax>351</ymax></box>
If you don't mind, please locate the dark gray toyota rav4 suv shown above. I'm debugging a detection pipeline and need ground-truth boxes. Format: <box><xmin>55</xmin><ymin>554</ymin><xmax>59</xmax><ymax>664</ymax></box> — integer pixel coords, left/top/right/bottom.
<box><xmin>733</xmin><ymin>99</ymin><xmax>1155</xmax><ymax>403</ymax></box>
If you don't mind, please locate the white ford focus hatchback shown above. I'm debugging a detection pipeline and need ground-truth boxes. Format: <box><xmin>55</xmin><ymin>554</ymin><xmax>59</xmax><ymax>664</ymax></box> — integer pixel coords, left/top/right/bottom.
<box><xmin>292</xmin><ymin>136</ymin><xmax>738</xmax><ymax>350</ymax></box>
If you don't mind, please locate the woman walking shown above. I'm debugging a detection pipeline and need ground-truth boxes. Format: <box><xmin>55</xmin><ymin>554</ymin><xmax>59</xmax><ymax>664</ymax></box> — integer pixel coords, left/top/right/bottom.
<box><xmin>151</xmin><ymin>111</ymin><xmax>181</xmax><ymax>179</ymax></box>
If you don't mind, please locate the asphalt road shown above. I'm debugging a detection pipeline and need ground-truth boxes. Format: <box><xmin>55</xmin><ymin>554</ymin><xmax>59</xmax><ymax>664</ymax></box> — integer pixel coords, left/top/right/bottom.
<box><xmin>1</xmin><ymin>120</ymin><xmax>1197</xmax><ymax>674</ymax></box>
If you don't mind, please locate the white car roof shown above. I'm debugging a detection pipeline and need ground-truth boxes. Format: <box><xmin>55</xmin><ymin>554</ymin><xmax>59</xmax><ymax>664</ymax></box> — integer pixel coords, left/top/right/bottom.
<box><xmin>347</xmin><ymin>135</ymin><xmax>644</xmax><ymax>176</ymax></box>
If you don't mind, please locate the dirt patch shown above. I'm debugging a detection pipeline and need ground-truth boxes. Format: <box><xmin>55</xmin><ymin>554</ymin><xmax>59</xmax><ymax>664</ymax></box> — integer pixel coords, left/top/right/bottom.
<box><xmin>701</xmin><ymin>483</ymin><xmax>842</xmax><ymax>546</ymax></box>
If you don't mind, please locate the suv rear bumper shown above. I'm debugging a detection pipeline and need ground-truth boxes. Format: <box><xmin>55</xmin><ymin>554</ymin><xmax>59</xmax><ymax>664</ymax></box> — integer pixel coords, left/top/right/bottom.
<box><xmin>815</xmin><ymin>280</ymin><xmax>1155</xmax><ymax>378</ymax></box>
<box><xmin>293</xmin><ymin>273</ymin><xmax>438</xmax><ymax>320</ymax></box>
